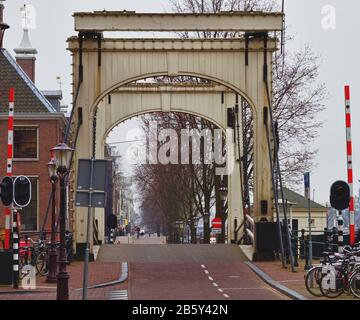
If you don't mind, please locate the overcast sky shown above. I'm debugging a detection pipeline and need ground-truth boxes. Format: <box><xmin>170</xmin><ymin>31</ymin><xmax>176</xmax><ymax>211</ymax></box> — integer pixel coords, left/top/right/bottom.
<box><xmin>2</xmin><ymin>0</ymin><xmax>359</xmax><ymax>205</ymax></box>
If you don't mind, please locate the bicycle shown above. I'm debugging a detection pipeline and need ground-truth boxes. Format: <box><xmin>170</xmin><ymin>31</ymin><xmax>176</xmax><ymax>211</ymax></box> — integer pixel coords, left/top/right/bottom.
<box><xmin>319</xmin><ymin>246</ymin><xmax>360</xmax><ymax>298</ymax></box>
<box><xmin>305</xmin><ymin>251</ymin><xmax>343</xmax><ymax>297</ymax></box>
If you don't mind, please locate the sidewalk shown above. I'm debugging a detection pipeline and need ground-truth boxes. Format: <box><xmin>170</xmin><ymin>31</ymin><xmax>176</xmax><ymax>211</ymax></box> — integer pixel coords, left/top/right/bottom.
<box><xmin>252</xmin><ymin>259</ymin><xmax>358</xmax><ymax>300</ymax></box>
<box><xmin>0</xmin><ymin>261</ymin><xmax>127</xmax><ymax>300</ymax></box>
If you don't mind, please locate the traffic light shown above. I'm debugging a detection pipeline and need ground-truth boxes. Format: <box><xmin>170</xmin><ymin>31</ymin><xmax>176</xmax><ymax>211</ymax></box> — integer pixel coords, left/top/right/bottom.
<box><xmin>0</xmin><ymin>177</ymin><xmax>13</xmax><ymax>207</ymax></box>
<box><xmin>13</xmin><ymin>176</ymin><xmax>31</xmax><ymax>208</ymax></box>
<box><xmin>330</xmin><ymin>180</ymin><xmax>350</xmax><ymax>211</ymax></box>
<box><xmin>107</xmin><ymin>214</ymin><xmax>117</xmax><ymax>229</ymax></box>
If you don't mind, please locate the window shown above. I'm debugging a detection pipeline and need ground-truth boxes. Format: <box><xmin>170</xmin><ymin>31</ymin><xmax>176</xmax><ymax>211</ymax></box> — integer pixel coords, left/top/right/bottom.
<box><xmin>14</xmin><ymin>127</ymin><xmax>38</xmax><ymax>159</ymax></box>
<box><xmin>19</xmin><ymin>177</ymin><xmax>38</xmax><ymax>232</ymax></box>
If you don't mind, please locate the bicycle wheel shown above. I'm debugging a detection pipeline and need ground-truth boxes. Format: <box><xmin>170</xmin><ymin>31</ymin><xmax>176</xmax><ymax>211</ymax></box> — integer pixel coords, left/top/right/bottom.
<box><xmin>305</xmin><ymin>266</ymin><xmax>324</xmax><ymax>297</ymax></box>
<box><xmin>349</xmin><ymin>271</ymin><xmax>360</xmax><ymax>299</ymax></box>
<box><xmin>36</xmin><ymin>251</ymin><xmax>48</xmax><ymax>276</ymax></box>
<box><xmin>320</xmin><ymin>270</ymin><xmax>345</xmax><ymax>298</ymax></box>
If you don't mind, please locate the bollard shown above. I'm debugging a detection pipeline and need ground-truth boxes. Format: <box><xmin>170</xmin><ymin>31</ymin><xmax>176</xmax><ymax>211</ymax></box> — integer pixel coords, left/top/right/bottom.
<box><xmin>291</xmin><ymin>233</ymin><xmax>299</xmax><ymax>267</ymax></box>
<box><xmin>338</xmin><ymin>211</ymin><xmax>344</xmax><ymax>253</ymax></box>
<box><xmin>12</xmin><ymin>209</ymin><xmax>19</xmax><ymax>289</ymax></box>
<box><xmin>300</xmin><ymin>229</ymin><xmax>305</xmax><ymax>259</ymax></box>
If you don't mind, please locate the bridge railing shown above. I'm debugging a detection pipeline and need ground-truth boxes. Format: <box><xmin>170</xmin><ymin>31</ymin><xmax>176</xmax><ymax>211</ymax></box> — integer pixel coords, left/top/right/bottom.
<box><xmin>237</xmin><ymin>214</ymin><xmax>255</xmax><ymax>246</ymax></box>
<box><xmin>245</xmin><ymin>214</ymin><xmax>255</xmax><ymax>245</ymax></box>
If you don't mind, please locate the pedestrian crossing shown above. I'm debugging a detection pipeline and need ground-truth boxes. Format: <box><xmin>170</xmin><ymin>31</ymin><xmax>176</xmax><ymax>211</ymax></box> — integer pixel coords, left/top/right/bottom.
<box><xmin>109</xmin><ymin>290</ymin><xmax>128</xmax><ymax>300</ymax></box>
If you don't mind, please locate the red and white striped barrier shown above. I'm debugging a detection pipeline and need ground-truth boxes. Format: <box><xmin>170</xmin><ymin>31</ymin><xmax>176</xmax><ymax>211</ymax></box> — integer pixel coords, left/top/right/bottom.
<box><xmin>4</xmin><ymin>88</ymin><xmax>14</xmax><ymax>249</ymax></box>
<box><xmin>344</xmin><ymin>85</ymin><xmax>355</xmax><ymax>246</ymax></box>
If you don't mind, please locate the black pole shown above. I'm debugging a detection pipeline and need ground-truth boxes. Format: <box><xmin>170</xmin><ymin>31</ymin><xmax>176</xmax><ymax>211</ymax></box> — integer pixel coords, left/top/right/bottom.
<box><xmin>47</xmin><ymin>177</ymin><xmax>58</xmax><ymax>283</ymax></box>
<box><xmin>12</xmin><ymin>209</ymin><xmax>19</xmax><ymax>289</ymax></box>
<box><xmin>57</xmin><ymin>173</ymin><xmax>69</xmax><ymax>300</ymax></box>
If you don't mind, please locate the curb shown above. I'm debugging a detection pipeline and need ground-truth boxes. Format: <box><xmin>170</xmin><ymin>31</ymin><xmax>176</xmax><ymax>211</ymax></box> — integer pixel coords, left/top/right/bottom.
<box><xmin>75</xmin><ymin>262</ymin><xmax>128</xmax><ymax>290</ymax></box>
<box><xmin>245</xmin><ymin>261</ymin><xmax>308</xmax><ymax>300</ymax></box>
<box><xmin>0</xmin><ymin>290</ymin><xmax>51</xmax><ymax>295</ymax></box>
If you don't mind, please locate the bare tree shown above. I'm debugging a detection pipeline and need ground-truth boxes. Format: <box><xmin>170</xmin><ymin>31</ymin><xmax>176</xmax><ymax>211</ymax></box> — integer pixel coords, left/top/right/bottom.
<box><xmin>169</xmin><ymin>0</ymin><xmax>326</xmax><ymax>189</ymax></box>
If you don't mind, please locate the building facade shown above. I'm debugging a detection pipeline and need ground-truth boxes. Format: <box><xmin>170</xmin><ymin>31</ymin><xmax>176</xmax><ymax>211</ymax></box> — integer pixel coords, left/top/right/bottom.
<box><xmin>0</xmin><ymin>12</ymin><xmax>66</xmax><ymax>242</ymax></box>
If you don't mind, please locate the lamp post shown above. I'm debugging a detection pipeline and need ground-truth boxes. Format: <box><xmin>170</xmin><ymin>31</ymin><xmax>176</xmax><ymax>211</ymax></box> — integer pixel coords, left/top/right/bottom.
<box><xmin>46</xmin><ymin>160</ymin><xmax>58</xmax><ymax>283</ymax></box>
<box><xmin>218</xmin><ymin>181</ymin><xmax>227</xmax><ymax>243</ymax></box>
<box><xmin>51</xmin><ymin>142</ymin><xmax>73</xmax><ymax>300</ymax></box>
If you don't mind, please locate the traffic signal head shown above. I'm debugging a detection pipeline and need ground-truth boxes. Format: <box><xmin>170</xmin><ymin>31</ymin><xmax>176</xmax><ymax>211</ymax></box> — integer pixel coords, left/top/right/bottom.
<box><xmin>107</xmin><ymin>214</ymin><xmax>117</xmax><ymax>229</ymax></box>
<box><xmin>330</xmin><ymin>181</ymin><xmax>350</xmax><ymax>211</ymax></box>
<box><xmin>13</xmin><ymin>176</ymin><xmax>31</xmax><ymax>208</ymax></box>
<box><xmin>0</xmin><ymin>177</ymin><xmax>13</xmax><ymax>207</ymax></box>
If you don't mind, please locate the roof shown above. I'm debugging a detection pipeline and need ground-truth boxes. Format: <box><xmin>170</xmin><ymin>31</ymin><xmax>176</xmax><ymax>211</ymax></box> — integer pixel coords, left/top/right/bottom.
<box><xmin>281</xmin><ymin>187</ymin><xmax>327</xmax><ymax>210</ymax></box>
<box><xmin>0</xmin><ymin>48</ymin><xmax>55</xmax><ymax>113</ymax></box>
<box><xmin>42</xmin><ymin>90</ymin><xmax>62</xmax><ymax>99</ymax></box>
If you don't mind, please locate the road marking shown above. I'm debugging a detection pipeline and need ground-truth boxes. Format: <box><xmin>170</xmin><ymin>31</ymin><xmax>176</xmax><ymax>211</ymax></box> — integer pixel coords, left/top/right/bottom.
<box><xmin>212</xmin><ymin>283</ymin><xmax>218</xmax><ymax>287</ymax></box>
<box><xmin>109</xmin><ymin>290</ymin><xmax>128</xmax><ymax>300</ymax></box>
<box><xmin>208</xmin><ymin>276</ymin><xmax>213</xmax><ymax>281</ymax></box>
<box><xmin>218</xmin><ymin>288</ymin><xmax>223</xmax><ymax>293</ymax></box>
<box><xmin>204</xmin><ymin>270</ymin><xmax>209</xmax><ymax>274</ymax></box>
<box><xmin>223</xmin><ymin>294</ymin><xmax>230</xmax><ymax>298</ymax></box>
<box><xmin>221</xmin><ymin>287</ymin><xmax>267</xmax><ymax>290</ymax></box>
<box><xmin>201</xmin><ymin>264</ymin><xmax>206</xmax><ymax>269</ymax></box>
<box><xmin>228</xmin><ymin>276</ymin><xmax>241</xmax><ymax>278</ymax></box>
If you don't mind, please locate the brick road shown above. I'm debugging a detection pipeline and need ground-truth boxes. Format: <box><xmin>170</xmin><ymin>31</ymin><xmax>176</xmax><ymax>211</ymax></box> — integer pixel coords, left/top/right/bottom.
<box><xmin>98</xmin><ymin>241</ymin><xmax>288</xmax><ymax>300</ymax></box>
<box><xmin>0</xmin><ymin>261</ymin><xmax>127</xmax><ymax>300</ymax></box>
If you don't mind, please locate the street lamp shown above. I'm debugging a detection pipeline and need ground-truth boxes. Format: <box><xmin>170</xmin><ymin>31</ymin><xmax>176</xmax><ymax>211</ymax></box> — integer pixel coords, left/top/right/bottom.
<box><xmin>51</xmin><ymin>142</ymin><xmax>74</xmax><ymax>300</ymax></box>
<box><xmin>46</xmin><ymin>160</ymin><xmax>58</xmax><ymax>283</ymax></box>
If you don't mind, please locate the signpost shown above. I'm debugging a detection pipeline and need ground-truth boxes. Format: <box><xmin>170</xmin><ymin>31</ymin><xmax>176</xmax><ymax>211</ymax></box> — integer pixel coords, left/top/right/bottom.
<box><xmin>304</xmin><ymin>172</ymin><xmax>312</xmax><ymax>270</ymax></box>
<box><xmin>75</xmin><ymin>158</ymin><xmax>109</xmax><ymax>300</ymax></box>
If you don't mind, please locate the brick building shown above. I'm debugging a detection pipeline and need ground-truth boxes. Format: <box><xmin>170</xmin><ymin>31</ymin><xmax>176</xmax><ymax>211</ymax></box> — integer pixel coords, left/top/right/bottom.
<box><xmin>0</xmin><ymin>4</ymin><xmax>66</xmax><ymax>239</ymax></box>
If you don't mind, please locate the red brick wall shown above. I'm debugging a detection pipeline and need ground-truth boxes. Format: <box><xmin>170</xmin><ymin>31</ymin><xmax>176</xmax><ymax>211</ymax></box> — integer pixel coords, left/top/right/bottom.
<box><xmin>0</xmin><ymin>118</ymin><xmax>64</xmax><ymax>234</ymax></box>
<box><xmin>16</xmin><ymin>58</ymin><xmax>35</xmax><ymax>83</ymax></box>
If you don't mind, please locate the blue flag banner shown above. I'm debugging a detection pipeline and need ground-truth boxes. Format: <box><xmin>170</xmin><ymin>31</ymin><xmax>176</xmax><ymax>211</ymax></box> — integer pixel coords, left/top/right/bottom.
<box><xmin>304</xmin><ymin>172</ymin><xmax>310</xmax><ymax>199</ymax></box>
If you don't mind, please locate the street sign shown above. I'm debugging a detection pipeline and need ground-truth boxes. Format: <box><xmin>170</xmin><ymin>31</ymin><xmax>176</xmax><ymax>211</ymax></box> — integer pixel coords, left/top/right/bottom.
<box><xmin>76</xmin><ymin>159</ymin><xmax>109</xmax><ymax>191</ymax></box>
<box><xmin>75</xmin><ymin>191</ymin><xmax>106</xmax><ymax>208</ymax></box>
<box><xmin>304</xmin><ymin>172</ymin><xmax>310</xmax><ymax>199</ymax></box>
<box><xmin>212</xmin><ymin>228</ymin><xmax>222</xmax><ymax>234</ymax></box>
<box><xmin>212</xmin><ymin>217</ymin><xmax>222</xmax><ymax>228</ymax></box>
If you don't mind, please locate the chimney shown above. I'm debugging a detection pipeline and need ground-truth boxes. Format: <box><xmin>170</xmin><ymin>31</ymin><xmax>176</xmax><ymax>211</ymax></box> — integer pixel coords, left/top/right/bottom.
<box><xmin>0</xmin><ymin>0</ymin><xmax>10</xmax><ymax>49</ymax></box>
<box><xmin>14</xmin><ymin>6</ymin><xmax>37</xmax><ymax>83</ymax></box>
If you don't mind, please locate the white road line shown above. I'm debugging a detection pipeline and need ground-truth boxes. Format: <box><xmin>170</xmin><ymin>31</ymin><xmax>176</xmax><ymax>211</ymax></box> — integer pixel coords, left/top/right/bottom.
<box><xmin>228</xmin><ymin>276</ymin><xmax>241</xmax><ymax>278</ymax></box>
<box><xmin>212</xmin><ymin>283</ymin><xmax>218</xmax><ymax>287</ymax></box>
<box><xmin>223</xmin><ymin>294</ymin><xmax>230</xmax><ymax>298</ymax></box>
<box><xmin>109</xmin><ymin>290</ymin><xmax>128</xmax><ymax>300</ymax></box>
<box><xmin>208</xmin><ymin>276</ymin><xmax>213</xmax><ymax>281</ymax></box>
<box><xmin>221</xmin><ymin>287</ymin><xmax>266</xmax><ymax>290</ymax></box>
<box><xmin>204</xmin><ymin>270</ymin><xmax>209</xmax><ymax>274</ymax></box>
<box><xmin>218</xmin><ymin>289</ymin><xmax>223</xmax><ymax>293</ymax></box>
<box><xmin>201</xmin><ymin>264</ymin><xmax>206</xmax><ymax>269</ymax></box>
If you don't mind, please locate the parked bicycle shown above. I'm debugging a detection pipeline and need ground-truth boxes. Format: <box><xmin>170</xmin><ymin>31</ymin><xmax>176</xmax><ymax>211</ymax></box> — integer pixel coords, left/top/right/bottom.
<box><xmin>305</xmin><ymin>244</ymin><xmax>360</xmax><ymax>299</ymax></box>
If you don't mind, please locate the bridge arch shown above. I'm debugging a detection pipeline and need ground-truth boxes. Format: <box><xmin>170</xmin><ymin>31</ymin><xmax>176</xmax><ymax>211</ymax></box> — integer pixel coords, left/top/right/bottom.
<box><xmin>90</xmin><ymin>72</ymin><xmax>258</xmax><ymax>120</ymax></box>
